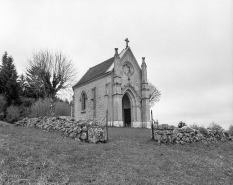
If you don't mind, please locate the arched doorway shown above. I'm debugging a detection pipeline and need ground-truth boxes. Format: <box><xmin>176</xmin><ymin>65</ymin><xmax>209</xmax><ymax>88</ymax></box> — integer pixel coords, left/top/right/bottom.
<box><xmin>122</xmin><ymin>93</ymin><xmax>131</xmax><ymax>127</ymax></box>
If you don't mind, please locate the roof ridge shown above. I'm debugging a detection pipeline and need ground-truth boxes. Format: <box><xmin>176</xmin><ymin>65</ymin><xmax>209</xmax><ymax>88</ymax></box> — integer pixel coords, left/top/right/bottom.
<box><xmin>89</xmin><ymin>57</ymin><xmax>114</xmax><ymax>69</ymax></box>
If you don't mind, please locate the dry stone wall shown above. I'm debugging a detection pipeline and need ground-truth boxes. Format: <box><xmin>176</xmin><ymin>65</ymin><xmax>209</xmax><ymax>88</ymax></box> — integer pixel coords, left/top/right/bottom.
<box><xmin>153</xmin><ymin>124</ymin><xmax>232</xmax><ymax>145</ymax></box>
<box><xmin>15</xmin><ymin>116</ymin><xmax>107</xmax><ymax>143</ymax></box>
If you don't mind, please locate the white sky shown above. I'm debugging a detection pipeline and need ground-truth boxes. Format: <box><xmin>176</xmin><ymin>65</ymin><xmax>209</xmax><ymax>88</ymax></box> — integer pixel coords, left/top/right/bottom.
<box><xmin>0</xmin><ymin>0</ymin><xmax>232</xmax><ymax>129</ymax></box>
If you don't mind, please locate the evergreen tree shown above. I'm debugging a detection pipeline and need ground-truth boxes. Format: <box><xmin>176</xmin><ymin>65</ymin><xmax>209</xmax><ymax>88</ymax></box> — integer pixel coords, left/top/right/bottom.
<box><xmin>0</xmin><ymin>52</ymin><xmax>21</xmax><ymax>105</ymax></box>
<box><xmin>18</xmin><ymin>72</ymin><xmax>44</xmax><ymax>100</ymax></box>
<box><xmin>25</xmin><ymin>65</ymin><xmax>47</xmax><ymax>99</ymax></box>
<box><xmin>0</xmin><ymin>53</ymin><xmax>8</xmax><ymax>93</ymax></box>
<box><xmin>26</xmin><ymin>50</ymin><xmax>76</xmax><ymax>100</ymax></box>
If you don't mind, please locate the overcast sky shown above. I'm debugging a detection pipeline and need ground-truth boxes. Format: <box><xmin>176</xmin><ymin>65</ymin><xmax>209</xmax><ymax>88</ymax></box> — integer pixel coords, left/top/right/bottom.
<box><xmin>0</xmin><ymin>0</ymin><xmax>232</xmax><ymax>129</ymax></box>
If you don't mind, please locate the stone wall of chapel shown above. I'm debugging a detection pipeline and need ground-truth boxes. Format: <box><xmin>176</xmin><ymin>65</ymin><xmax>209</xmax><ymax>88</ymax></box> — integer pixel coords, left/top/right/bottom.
<box><xmin>74</xmin><ymin>75</ymin><xmax>112</xmax><ymax>121</ymax></box>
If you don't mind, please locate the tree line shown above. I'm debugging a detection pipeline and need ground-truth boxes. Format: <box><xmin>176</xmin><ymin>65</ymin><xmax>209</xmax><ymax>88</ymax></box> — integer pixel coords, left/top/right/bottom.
<box><xmin>0</xmin><ymin>50</ymin><xmax>76</xmax><ymax>121</ymax></box>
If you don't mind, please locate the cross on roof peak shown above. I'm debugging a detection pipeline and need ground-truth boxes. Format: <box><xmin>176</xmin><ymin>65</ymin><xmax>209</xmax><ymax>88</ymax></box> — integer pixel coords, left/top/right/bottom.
<box><xmin>125</xmin><ymin>38</ymin><xmax>130</xmax><ymax>48</ymax></box>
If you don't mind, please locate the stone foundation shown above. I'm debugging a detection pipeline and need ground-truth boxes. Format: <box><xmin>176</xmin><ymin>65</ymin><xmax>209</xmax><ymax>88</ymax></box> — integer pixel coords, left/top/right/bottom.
<box><xmin>142</xmin><ymin>122</ymin><xmax>151</xmax><ymax>129</ymax></box>
<box><xmin>131</xmin><ymin>122</ymin><xmax>142</xmax><ymax>128</ymax></box>
<box><xmin>15</xmin><ymin>116</ymin><xmax>107</xmax><ymax>143</ymax></box>
<box><xmin>107</xmin><ymin>121</ymin><xmax>149</xmax><ymax>128</ymax></box>
<box><xmin>112</xmin><ymin>121</ymin><xmax>124</xmax><ymax>127</ymax></box>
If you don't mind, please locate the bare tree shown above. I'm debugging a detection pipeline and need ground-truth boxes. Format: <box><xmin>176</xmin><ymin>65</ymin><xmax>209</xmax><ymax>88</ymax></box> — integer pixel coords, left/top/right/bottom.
<box><xmin>26</xmin><ymin>50</ymin><xmax>77</xmax><ymax>99</ymax></box>
<box><xmin>148</xmin><ymin>82</ymin><xmax>161</xmax><ymax>107</ymax></box>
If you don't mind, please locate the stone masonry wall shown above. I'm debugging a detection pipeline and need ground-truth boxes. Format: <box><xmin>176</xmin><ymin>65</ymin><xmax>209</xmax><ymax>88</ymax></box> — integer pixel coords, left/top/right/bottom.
<box><xmin>74</xmin><ymin>75</ymin><xmax>112</xmax><ymax>121</ymax></box>
<box><xmin>153</xmin><ymin>124</ymin><xmax>232</xmax><ymax>144</ymax></box>
<box><xmin>15</xmin><ymin>117</ymin><xmax>107</xmax><ymax>143</ymax></box>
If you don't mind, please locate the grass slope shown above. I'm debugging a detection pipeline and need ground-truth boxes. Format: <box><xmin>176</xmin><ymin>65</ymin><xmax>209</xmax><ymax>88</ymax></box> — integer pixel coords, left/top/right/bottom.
<box><xmin>0</xmin><ymin>123</ymin><xmax>233</xmax><ymax>185</ymax></box>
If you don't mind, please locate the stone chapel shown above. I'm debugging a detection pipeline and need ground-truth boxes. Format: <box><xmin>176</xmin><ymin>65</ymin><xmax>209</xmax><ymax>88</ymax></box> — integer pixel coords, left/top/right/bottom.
<box><xmin>72</xmin><ymin>39</ymin><xmax>150</xmax><ymax>128</ymax></box>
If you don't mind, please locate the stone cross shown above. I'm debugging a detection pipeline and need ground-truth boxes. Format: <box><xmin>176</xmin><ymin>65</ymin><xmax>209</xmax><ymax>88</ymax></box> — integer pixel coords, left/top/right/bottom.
<box><xmin>125</xmin><ymin>38</ymin><xmax>130</xmax><ymax>48</ymax></box>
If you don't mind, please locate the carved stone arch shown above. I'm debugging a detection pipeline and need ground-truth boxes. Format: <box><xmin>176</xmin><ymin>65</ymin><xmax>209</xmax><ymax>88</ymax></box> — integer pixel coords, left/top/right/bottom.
<box><xmin>122</xmin><ymin>85</ymin><xmax>141</xmax><ymax>105</ymax></box>
<box><xmin>122</xmin><ymin>89</ymin><xmax>136</xmax><ymax>106</ymax></box>
<box><xmin>123</xmin><ymin>90</ymin><xmax>136</xmax><ymax>108</ymax></box>
<box><xmin>122</xmin><ymin>87</ymin><xmax>140</xmax><ymax>122</ymax></box>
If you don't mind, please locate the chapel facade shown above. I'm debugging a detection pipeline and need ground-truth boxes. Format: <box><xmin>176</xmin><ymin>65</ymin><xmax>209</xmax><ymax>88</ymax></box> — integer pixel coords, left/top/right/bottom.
<box><xmin>72</xmin><ymin>39</ymin><xmax>150</xmax><ymax>128</ymax></box>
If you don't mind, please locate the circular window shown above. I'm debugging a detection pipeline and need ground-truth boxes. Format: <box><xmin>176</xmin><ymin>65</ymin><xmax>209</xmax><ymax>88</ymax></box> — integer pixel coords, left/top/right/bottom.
<box><xmin>122</xmin><ymin>61</ymin><xmax>134</xmax><ymax>77</ymax></box>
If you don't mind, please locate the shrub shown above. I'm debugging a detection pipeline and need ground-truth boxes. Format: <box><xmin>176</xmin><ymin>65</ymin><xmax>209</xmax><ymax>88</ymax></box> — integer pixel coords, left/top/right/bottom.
<box><xmin>21</xmin><ymin>97</ymin><xmax>36</xmax><ymax>107</ymax></box>
<box><xmin>207</xmin><ymin>122</ymin><xmax>224</xmax><ymax>132</ymax></box>
<box><xmin>29</xmin><ymin>98</ymin><xmax>71</xmax><ymax>118</ymax></box>
<box><xmin>30</xmin><ymin>98</ymin><xmax>51</xmax><ymax>118</ymax></box>
<box><xmin>0</xmin><ymin>95</ymin><xmax>7</xmax><ymax>120</ymax></box>
<box><xmin>178</xmin><ymin>121</ymin><xmax>186</xmax><ymax>128</ymax></box>
<box><xmin>198</xmin><ymin>126</ymin><xmax>208</xmax><ymax>135</ymax></box>
<box><xmin>189</xmin><ymin>123</ymin><xmax>199</xmax><ymax>130</ymax></box>
<box><xmin>5</xmin><ymin>105</ymin><xmax>20</xmax><ymax>123</ymax></box>
<box><xmin>19</xmin><ymin>98</ymin><xmax>36</xmax><ymax>118</ymax></box>
<box><xmin>54</xmin><ymin>101</ymin><xmax>71</xmax><ymax>117</ymax></box>
<box><xmin>189</xmin><ymin>124</ymin><xmax>209</xmax><ymax>135</ymax></box>
<box><xmin>228</xmin><ymin>125</ymin><xmax>233</xmax><ymax>136</ymax></box>
<box><xmin>20</xmin><ymin>105</ymin><xmax>31</xmax><ymax>118</ymax></box>
<box><xmin>0</xmin><ymin>94</ymin><xmax>7</xmax><ymax>111</ymax></box>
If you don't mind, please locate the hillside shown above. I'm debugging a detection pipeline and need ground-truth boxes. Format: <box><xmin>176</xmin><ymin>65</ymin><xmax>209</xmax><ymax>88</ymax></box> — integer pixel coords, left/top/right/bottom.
<box><xmin>0</xmin><ymin>123</ymin><xmax>233</xmax><ymax>184</ymax></box>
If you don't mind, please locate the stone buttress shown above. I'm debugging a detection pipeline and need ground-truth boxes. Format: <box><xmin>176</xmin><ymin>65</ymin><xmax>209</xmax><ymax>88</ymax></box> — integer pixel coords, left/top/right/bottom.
<box><xmin>141</xmin><ymin>57</ymin><xmax>150</xmax><ymax>128</ymax></box>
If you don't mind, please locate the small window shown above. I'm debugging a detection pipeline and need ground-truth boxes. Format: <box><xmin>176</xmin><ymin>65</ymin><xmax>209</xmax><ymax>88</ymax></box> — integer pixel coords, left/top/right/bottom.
<box><xmin>91</xmin><ymin>87</ymin><xmax>96</xmax><ymax>100</ymax></box>
<box><xmin>81</xmin><ymin>91</ymin><xmax>87</xmax><ymax>111</ymax></box>
<box><xmin>105</xmin><ymin>83</ymin><xmax>109</xmax><ymax>95</ymax></box>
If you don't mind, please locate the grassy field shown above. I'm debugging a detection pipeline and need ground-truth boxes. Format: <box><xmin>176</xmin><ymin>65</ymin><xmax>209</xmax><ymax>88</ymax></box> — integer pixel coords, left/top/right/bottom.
<box><xmin>0</xmin><ymin>122</ymin><xmax>233</xmax><ymax>185</ymax></box>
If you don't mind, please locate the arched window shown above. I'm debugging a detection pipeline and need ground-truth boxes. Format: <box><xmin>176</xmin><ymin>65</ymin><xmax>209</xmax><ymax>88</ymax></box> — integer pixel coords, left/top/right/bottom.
<box><xmin>81</xmin><ymin>91</ymin><xmax>87</xmax><ymax>111</ymax></box>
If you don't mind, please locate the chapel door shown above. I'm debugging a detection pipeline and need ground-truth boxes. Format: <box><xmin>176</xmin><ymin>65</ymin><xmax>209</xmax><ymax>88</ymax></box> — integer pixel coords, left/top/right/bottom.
<box><xmin>122</xmin><ymin>93</ymin><xmax>131</xmax><ymax>127</ymax></box>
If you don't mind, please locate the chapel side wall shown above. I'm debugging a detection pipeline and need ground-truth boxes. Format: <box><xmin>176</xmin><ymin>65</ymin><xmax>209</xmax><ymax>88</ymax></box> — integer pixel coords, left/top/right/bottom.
<box><xmin>73</xmin><ymin>75</ymin><xmax>112</xmax><ymax>121</ymax></box>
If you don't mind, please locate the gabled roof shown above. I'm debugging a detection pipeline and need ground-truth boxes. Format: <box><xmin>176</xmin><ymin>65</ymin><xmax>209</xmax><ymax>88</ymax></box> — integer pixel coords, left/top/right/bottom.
<box><xmin>73</xmin><ymin>47</ymin><xmax>130</xmax><ymax>88</ymax></box>
<box><xmin>73</xmin><ymin>57</ymin><xmax>114</xmax><ymax>88</ymax></box>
